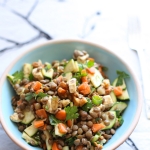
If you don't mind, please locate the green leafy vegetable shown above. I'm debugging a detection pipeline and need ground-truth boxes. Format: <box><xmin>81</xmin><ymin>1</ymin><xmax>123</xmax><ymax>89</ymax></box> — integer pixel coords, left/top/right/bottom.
<box><xmin>12</xmin><ymin>71</ymin><xmax>24</xmax><ymax>83</ymax></box>
<box><xmin>73</xmin><ymin>72</ymin><xmax>82</xmax><ymax>82</ymax></box>
<box><xmin>37</xmin><ymin>92</ymin><xmax>48</xmax><ymax>99</ymax></box>
<box><xmin>82</xmin><ymin>98</ymin><xmax>93</xmax><ymax>111</ymax></box>
<box><xmin>116</xmin><ymin>71</ymin><xmax>130</xmax><ymax>86</ymax></box>
<box><xmin>65</xmin><ymin>137</ymin><xmax>77</xmax><ymax>146</ymax></box>
<box><xmin>65</xmin><ymin>106</ymin><xmax>79</xmax><ymax>121</ymax></box>
<box><xmin>118</xmin><ymin>116</ymin><xmax>124</xmax><ymax>125</ymax></box>
<box><xmin>25</xmin><ymin>93</ymin><xmax>35</xmax><ymax>101</ymax></box>
<box><xmin>45</xmin><ymin>63</ymin><xmax>51</xmax><ymax>71</ymax></box>
<box><xmin>49</xmin><ymin>115</ymin><xmax>61</xmax><ymax>125</ymax></box>
<box><xmin>29</xmin><ymin>73</ymin><xmax>34</xmax><ymax>81</ymax></box>
<box><xmin>25</xmin><ymin>92</ymin><xmax>48</xmax><ymax>101</ymax></box>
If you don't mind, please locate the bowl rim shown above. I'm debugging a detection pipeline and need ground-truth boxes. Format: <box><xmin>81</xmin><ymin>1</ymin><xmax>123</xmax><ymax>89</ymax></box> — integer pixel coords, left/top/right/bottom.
<box><xmin>0</xmin><ymin>39</ymin><xmax>142</xmax><ymax>150</ymax></box>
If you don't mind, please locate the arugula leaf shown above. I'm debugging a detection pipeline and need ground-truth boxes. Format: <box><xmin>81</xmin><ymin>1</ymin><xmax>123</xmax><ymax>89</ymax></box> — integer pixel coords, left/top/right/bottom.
<box><xmin>116</xmin><ymin>71</ymin><xmax>130</xmax><ymax>86</ymax></box>
<box><xmin>12</xmin><ymin>71</ymin><xmax>24</xmax><ymax>83</ymax></box>
<box><xmin>65</xmin><ymin>106</ymin><xmax>79</xmax><ymax>121</ymax></box>
<box><xmin>25</xmin><ymin>92</ymin><xmax>48</xmax><ymax>101</ymax></box>
<box><xmin>86</xmin><ymin>60</ymin><xmax>94</xmax><ymax>68</ymax></box>
<box><xmin>82</xmin><ymin>98</ymin><xmax>93</xmax><ymax>112</ymax></box>
<box><xmin>65</xmin><ymin>137</ymin><xmax>77</xmax><ymax>146</ymax></box>
<box><xmin>49</xmin><ymin>115</ymin><xmax>61</xmax><ymax>125</ymax></box>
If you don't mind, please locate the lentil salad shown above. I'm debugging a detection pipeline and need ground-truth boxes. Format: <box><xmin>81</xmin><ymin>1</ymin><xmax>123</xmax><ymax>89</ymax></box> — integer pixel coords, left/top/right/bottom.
<box><xmin>7</xmin><ymin>50</ymin><xmax>130</xmax><ymax>150</ymax></box>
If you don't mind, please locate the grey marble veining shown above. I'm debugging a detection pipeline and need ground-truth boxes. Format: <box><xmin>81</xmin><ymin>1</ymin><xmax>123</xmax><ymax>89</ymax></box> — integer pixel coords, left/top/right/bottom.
<box><xmin>0</xmin><ymin>0</ymin><xmax>150</xmax><ymax>150</ymax></box>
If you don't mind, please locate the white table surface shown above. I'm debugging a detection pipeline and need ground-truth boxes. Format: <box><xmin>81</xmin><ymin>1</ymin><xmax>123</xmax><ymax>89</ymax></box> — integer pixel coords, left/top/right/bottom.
<box><xmin>0</xmin><ymin>0</ymin><xmax>150</xmax><ymax>150</ymax></box>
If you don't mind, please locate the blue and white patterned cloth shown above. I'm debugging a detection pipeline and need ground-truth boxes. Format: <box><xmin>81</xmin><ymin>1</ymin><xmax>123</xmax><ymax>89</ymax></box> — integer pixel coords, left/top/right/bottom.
<box><xmin>0</xmin><ymin>0</ymin><xmax>150</xmax><ymax>150</ymax></box>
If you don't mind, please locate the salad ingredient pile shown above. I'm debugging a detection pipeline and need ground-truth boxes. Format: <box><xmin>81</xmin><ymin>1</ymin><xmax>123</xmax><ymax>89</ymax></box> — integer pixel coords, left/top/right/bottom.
<box><xmin>7</xmin><ymin>50</ymin><xmax>130</xmax><ymax>150</ymax></box>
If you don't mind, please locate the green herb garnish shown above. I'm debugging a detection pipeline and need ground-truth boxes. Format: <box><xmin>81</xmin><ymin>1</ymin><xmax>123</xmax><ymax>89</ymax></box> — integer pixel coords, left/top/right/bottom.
<box><xmin>65</xmin><ymin>137</ymin><xmax>77</xmax><ymax>146</ymax></box>
<box><xmin>49</xmin><ymin>115</ymin><xmax>61</xmax><ymax>125</ymax></box>
<box><xmin>25</xmin><ymin>92</ymin><xmax>48</xmax><ymax>101</ymax></box>
<box><xmin>65</xmin><ymin>106</ymin><xmax>79</xmax><ymax>121</ymax></box>
<box><xmin>12</xmin><ymin>71</ymin><xmax>24</xmax><ymax>83</ymax></box>
<box><xmin>116</xmin><ymin>71</ymin><xmax>129</xmax><ymax>86</ymax></box>
<box><xmin>82</xmin><ymin>98</ymin><xmax>93</xmax><ymax>112</ymax></box>
<box><xmin>29</xmin><ymin>73</ymin><xmax>34</xmax><ymax>81</ymax></box>
<box><xmin>118</xmin><ymin>116</ymin><xmax>124</xmax><ymax>125</ymax></box>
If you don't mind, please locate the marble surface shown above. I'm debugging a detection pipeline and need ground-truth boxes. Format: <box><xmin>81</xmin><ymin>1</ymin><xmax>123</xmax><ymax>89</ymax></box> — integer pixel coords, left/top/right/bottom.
<box><xmin>0</xmin><ymin>0</ymin><xmax>150</xmax><ymax>150</ymax></box>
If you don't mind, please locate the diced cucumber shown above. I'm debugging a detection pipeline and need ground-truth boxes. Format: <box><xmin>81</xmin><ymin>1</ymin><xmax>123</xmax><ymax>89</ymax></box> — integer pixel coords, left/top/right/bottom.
<box><xmin>64</xmin><ymin>59</ymin><xmax>79</xmax><ymax>73</ymax></box>
<box><xmin>23</xmin><ymin>63</ymin><xmax>32</xmax><ymax>79</ymax></box>
<box><xmin>22</xmin><ymin>132</ymin><xmax>38</xmax><ymax>146</ymax></box>
<box><xmin>64</xmin><ymin>72</ymin><xmax>72</xmax><ymax>81</ymax></box>
<box><xmin>112</xmin><ymin>78</ymin><xmax>130</xmax><ymax>100</ymax></box>
<box><xmin>117</xmin><ymin>89</ymin><xmax>130</xmax><ymax>100</ymax></box>
<box><xmin>62</xmin><ymin>146</ymin><xmax>69</xmax><ymax>150</ymax></box>
<box><xmin>10</xmin><ymin>113</ymin><xmax>22</xmax><ymax>123</ymax></box>
<box><xmin>43</xmin><ymin>130</ymin><xmax>52</xmax><ymax>150</ymax></box>
<box><xmin>7</xmin><ymin>75</ymin><xmax>14</xmax><ymax>85</ymax></box>
<box><xmin>111</xmin><ymin>102</ymin><xmax>127</xmax><ymax>114</ymax></box>
<box><xmin>88</xmin><ymin>68</ymin><xmax>103</xmax><ymax>88</ymax></box>
<box><xmin>74</xmin><ymin>61</ymin><xmax>79</xmax><ymax>72</ymax></box>
<box><xmin>110</xmin><ymin>91</ymin><xmax>117</xmax><ymax>104</ymax></box>
<box><xmin>91</xmin><ymin>134</ymin><xmax>100</xmax><ymax>143</ymax></box>
<box><xmin>101</xmin><ymin>111</ymin><xmax>116</xmax><ymax>130</ymax></box>
<box><xmin>113</xmin><ymin>78</ymin><xmax>126</xmax><ymax>89</ymax></box>
<box><xmin>21</xmin><ymin>109</ymin><xmax>35</xmax><ymax>124</ymax></box>
<box><xmin>24</xmin><ymin>124</ymin><xmax>38</xmax><ymax>137</ymax></box>
<box><xmin>42</xmin><ymin>68</ymin><xmax>54</xmax><ymax>79</ymax></box>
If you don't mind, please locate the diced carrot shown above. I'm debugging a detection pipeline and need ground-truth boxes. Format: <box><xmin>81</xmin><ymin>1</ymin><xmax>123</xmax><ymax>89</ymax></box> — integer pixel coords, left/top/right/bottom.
<box><xmin>58</xmin><ymin>123</ymin><xmax>67</xmax><ymax>134</ymax></box>
<box><xmin>59</xmin><ymin>81</ymin><xmax>68</xmax><ymax>90</ymax></box>
<box><xmin>78</xmin><ymin>82</ymin><xmax>91</xmax><ymax>95</ymax></box>
<box><xmin>17</xmin><ymin>100</ymin><xmax>23</xmax><ymax>106</ymax></box>
<box><xmin>36</xmin><ymin>109</ymin><xmax>47</xmax><ymax>119</ymax></box>
<box><xmin>92</xmin><ymin>123</ymin><xmax>105</xmax><ymax>132</ymax></box>
<box><xmin>88</xmin><ymin>57</ymin><xmax>95</xmax><ymax>61</ymax></box>
<box><xmin>35</xmin><ymin>89</ymin><xmax>43</xmax><ymax>94</ymax></box>
<box><xmin>33</xmin><ymin>120</ymin><xmax>44</xmax><ymax>128</ymax></box>
<box><xmin>67</xmin><ymin>119</ymin><xmax>73</xmax><ymax>128</ymax></box>
<box><xmin>52</xmin><ymin>142</ymin><xmax>60</xmax><ymax>150</ymax></box>
<box><xmin>55</xmin><ymin>110</ymin><xmax>66</xmax><ymax>121</ymax></box>
<box><xmin>113</xmin><ymin>86</ymin><xmax>123</xmax><ymax>96</ymax></box>
<box><xmin>32</xmin><ymin>81</ymin><xmax>42</xmax><ymax>91</ymax></box>
<box><xmin>76</xmin><ymin>145</ymin><xmax>83</xmax><ymax>150</ymax></box>
<box><xmin>56</xmin><ymin>75</ymin><xmax>63</xmax><ymax>84</ymax></box>
<box><xmin>86</xmin><ymin>67</ymin><xmax>95</xmax><ymax>75</ymax></box>
<box><xmin>38</xmin><ymin>124</ymin><xmax>47</xmax><ymax>131</ymax></box>
<box><xmin>58</xmin><ymin>87</ymin><xmax>67</xmax><ymax>94</ymax></box>
<box><xmin>81</xmin><ymin>76</ymin><xmax>88</xmax><ymax>83</ymax></box>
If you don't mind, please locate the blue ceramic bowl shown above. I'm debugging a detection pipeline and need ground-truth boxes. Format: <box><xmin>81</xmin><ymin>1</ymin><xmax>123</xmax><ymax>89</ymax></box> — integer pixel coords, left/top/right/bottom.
<box><xmin>0</xmin><ymin>39</ymin><xmax>142</xmax><ymax>150</ymax></box>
